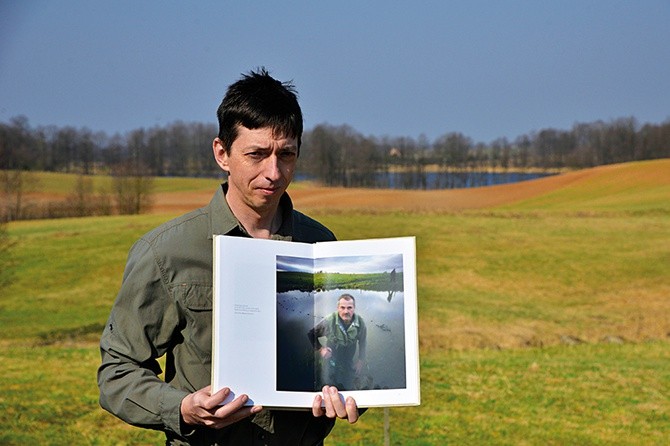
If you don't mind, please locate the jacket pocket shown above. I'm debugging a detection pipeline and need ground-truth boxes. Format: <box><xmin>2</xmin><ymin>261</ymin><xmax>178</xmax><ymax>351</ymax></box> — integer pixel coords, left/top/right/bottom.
<box><xmin>176</xmin><ymin>283</ymin><xmax>213</xmax><ymax>360</ymax></box>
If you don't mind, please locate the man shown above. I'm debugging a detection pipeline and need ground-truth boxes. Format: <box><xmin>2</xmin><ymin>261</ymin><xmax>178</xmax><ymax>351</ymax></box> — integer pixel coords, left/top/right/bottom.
<box><xmin>98</xmin><ymin>69</ymin><xmax>359</xmax><ymax>445</ymax></box>
<box><xmin>309</xmin><ymin>294</ymin><xmax>367</xmax><ymax>390</ymax></box>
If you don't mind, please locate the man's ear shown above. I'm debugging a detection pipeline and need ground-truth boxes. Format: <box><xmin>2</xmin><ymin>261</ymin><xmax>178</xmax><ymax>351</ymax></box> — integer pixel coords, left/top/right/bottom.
<box><xmin>213</xmin><ymin>138</ymin><xmax>230</xmax><ymax>173</ymax></box>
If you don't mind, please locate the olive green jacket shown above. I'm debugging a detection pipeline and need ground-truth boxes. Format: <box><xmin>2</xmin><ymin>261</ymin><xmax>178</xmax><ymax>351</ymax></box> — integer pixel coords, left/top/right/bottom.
<box><xmin>98</xmin><ymin>184</ymin><xmax>337</xmax><ymax>445</ymax></box>
<box><xmin>310</xmin><ymin>312</ymin><xmax>367</xmax><ymax>364</ymax></box>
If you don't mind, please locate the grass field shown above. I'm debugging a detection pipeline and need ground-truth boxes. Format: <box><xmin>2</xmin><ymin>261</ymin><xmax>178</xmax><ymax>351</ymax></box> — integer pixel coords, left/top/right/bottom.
<box><xmin>1</xmin><ymin>159</ymin><xmax>669</xmax><ymax>445</ymax></box>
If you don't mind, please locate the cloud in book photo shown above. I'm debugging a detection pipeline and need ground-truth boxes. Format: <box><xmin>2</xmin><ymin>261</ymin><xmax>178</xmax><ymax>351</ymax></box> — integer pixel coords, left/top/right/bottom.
<box><xmin>277</xmin><ymin>254</ymin><xmax>404</xmax><ymax>275</ymax></box>
<box><xmin>276</xmin><ymin>256</ymin><xmax>314</xmax><ymax>273</ymax></box>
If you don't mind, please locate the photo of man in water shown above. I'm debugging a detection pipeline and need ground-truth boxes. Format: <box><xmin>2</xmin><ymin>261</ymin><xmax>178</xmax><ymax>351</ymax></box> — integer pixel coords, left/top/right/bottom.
<box><xmin>276</xmin><ymin>253</ymin><xmax>408</xmax><ymax>394</ymax></box>
<box><xmin>308</xmin><ymin>294</ymin><xmax>368</xmax><ymax>390</ymax></box>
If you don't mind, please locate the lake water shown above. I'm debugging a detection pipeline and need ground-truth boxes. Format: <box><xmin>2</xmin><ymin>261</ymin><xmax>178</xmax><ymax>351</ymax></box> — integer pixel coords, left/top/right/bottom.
<box><xmin>296</xmin><ymin>171</ymin><xmax>554</xmax><ymax>189</ymax></box>
<box><xmin>276</xmin><ymin>288</ymin><xmax>406</xmax><ymax>392</ymax></box>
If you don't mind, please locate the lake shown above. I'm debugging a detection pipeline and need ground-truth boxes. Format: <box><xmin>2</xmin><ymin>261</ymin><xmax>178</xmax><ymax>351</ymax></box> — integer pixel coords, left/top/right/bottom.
<box><xmin>295</xmin><ymin>170</ymin><xmax>555</xmax><ymax>189</ymax></box>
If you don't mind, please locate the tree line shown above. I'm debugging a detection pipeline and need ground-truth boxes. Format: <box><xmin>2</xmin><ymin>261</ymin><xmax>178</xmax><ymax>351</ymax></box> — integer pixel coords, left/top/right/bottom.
<box><xmin>2</xmin><ymin>114</ymin><xmax>669</xmax><ymax>189</ymax></box>
<box><xmin>300</xmin><ymin>117</ymin><xmax>670</xmax><ymax>188</ymax></box>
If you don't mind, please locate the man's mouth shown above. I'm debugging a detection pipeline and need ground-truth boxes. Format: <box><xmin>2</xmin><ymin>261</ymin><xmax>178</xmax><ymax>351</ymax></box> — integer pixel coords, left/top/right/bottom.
<box><xmin>257</xmin><ymin>185</ymin><xmax>280</xmax><ymax>195</ymax></box>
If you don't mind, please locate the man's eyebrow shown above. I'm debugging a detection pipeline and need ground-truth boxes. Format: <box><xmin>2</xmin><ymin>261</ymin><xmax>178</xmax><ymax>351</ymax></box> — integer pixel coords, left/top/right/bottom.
<box><xmin>244</xmin><ymin>144</ymin><xmax>297</xmax><ymax>151</ymax></box>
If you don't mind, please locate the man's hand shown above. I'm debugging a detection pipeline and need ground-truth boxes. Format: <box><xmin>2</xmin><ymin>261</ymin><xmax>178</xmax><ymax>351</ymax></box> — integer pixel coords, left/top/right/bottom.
<box><xmin>319</xmin><ymin>346</ymin><xmax>333</xmax><ymax>359</ymax></box>
<box><xmin>181</xmin><ymin>385</ymin><xmax>262</xmax><ymax>430</ymax></box>
<box><xmin>311</xmin><ymin>385</ymin><xmax>359</xmax><ymax>424</ymax></box>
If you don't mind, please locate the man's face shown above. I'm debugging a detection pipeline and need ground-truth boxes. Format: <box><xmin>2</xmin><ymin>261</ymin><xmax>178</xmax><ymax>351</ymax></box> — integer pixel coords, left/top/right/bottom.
<box><xmin>337</xmin><ymin>298</ymin><xmax>355</xmax><ymax>323</ymax></box>
<box><xmin>214</xmin><ymin>126</ymin><xmax>298</xmax><ymax>215</ymax></box>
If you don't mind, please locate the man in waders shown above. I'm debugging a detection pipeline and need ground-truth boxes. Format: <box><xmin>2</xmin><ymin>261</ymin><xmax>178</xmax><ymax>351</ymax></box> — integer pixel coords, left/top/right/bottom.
<box><xmin>309</xmin><ymin>294</ymin><xmax>368</xmax><ymax>390</ymax></box>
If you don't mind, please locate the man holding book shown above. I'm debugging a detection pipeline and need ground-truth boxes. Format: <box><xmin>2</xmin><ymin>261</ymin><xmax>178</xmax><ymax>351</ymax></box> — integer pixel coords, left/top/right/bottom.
<box><xmin>98</xmin><ymin>68</ymin><xmax>359</xmax><ymax>445</ymax></box>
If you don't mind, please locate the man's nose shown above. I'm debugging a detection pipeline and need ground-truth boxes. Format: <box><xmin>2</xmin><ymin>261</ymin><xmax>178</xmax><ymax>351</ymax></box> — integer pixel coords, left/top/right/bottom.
<box><xmin>262</xmin><ymin>155</ymin><xmax>282</xmax><ymax>181</ymax></box>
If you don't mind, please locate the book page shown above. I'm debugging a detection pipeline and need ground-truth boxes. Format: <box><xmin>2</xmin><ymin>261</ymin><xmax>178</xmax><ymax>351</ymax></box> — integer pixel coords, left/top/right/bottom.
<box><xmin>212</xmin><ymin>236</ymin><xmax>313</xmax><ymax>406</ymax></box>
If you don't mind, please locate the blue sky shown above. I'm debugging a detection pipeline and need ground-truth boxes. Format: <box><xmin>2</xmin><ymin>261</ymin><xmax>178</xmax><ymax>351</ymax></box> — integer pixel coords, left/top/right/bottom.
<box><xmin>1</xmin><ymin>1</ymin><xmax>669</xmax><ymax>144</ymax></box>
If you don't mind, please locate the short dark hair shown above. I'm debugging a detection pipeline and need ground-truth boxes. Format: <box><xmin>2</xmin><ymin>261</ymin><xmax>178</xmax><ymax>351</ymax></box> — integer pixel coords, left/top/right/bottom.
<box><xmin>338</xmin><ymin>294</ymin><xmax>356</xmax><ymax>305</ymax></box>
<box><xmin>216</xmin><ymin>67</ymin><xmax>303</xmax><ymax>154</ymax></box>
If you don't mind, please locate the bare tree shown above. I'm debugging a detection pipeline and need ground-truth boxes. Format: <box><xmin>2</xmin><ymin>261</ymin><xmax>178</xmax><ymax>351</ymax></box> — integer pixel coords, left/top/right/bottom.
<box><xmin>433</xmin><ymin>132</ymin><xmax>472</xmax><ymax>188</ymax></box>
<box><xmin>111</xmin><ymin>162</ymin><xmax>154</xmax><ymax>215</ymax></box>
<box><xmin>0</xmin><ymin>169</ymin><xmax>38</xmax><ymax>221</ymax></box>
<box><xmin>301</xmin><ymin>124</ymin><xmax>343</xmax><ymax>186</ymax></box>
<box><xmin>67</xmin><ymin>174</ymin><xmax>95</xmax><ymax>216</ymax></box>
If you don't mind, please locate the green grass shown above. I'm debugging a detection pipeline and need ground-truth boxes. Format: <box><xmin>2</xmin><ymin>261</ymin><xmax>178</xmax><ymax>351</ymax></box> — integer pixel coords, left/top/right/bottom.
<box><xmin>0</xmin><ymin>345</ymin><xmax>164</xmax><ymax>446</ymax></box>
<box><xmin>21</xmin><ymin>170</ymin><xmax>320</xmax><ymax>196</ymax></box>
<box><xmin>277</xmin><ymin>271</ymin><xmax>404</xmax><ymax>292</ymax></box>
<box><xmin>1</xmin><ymin>160</ymin><xmax>669</xmax><ymax>444</ymax></box>
<box><xmin>0</xmin><ymin>342</ymin><xmax>666</xmax><ymax>445</ymax></box>
<box><xmin>21</xmin><ymin>170</ymin><xmax>224</xmax><ymax>195</ymax></box>
<box><xmin>329</xmin><ymin>342</ymin><xmax>669</xmax><ymax>446</ymax></box>
<box><xmin>0</xmin><ymin>215</ymin><xmax>169</xmax><ymax>340</ymax></box>
<box><xmin>316</xmin><ymin>211</ymin><xmax>670</xmax><ymax>351</ymax></box>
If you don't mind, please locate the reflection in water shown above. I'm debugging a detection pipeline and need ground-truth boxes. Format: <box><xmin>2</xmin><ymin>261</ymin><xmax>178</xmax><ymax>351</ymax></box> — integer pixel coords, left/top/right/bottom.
<box><xmin>276</xmin><ymin>289</ymin><xmax>406</xmax><ymax>392</ymax></box>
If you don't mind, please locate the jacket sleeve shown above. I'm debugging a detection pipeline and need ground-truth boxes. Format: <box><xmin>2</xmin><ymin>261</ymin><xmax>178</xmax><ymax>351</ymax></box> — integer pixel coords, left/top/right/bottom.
<box><xmin>308</xmin><ymin>317</ymin><xmax>328</xmax><ymax>350</ymax></box>
<box><xmin>97</xmin><ymin>238</ymin><xmax>188</xmax><ymax>435</ymax></box>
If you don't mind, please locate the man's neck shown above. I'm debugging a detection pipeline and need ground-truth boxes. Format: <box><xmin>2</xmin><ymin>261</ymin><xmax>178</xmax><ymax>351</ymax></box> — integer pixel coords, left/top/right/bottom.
<box><xmin>225</xmin><ymin>195</ymin><xmax>281</xmax><ymax>239</ymax></box>
<box><xmin>338</xmin><ymin>315</ymin><xmax>353</xmax><ymax>328</ymax></box>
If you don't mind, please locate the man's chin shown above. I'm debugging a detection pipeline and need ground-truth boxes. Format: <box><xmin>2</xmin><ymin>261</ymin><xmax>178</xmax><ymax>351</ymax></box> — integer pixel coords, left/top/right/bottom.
<box><xmin>252</xmin><ymin>191</ymin><xmax>282</xmax><ymax>208</ymax></box>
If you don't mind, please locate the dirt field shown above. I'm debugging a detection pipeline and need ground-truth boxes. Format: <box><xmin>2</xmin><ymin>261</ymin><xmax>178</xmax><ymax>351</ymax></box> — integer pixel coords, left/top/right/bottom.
<box><xmin>150</xmin><ymin>167</ymin><xmax>598</xmax><ymax>214</ymax></box>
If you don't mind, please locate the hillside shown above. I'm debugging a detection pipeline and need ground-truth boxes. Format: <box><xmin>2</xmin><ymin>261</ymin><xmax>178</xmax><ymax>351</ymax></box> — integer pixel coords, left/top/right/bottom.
<box><xmin>2</xmin><ymin>159</ymin><xmax>668</xmax><ymax>445</ymax></box>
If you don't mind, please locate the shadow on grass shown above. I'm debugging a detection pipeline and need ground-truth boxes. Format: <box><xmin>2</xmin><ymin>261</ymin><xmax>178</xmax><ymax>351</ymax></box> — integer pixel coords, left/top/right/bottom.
<box><xmin>37</xmin><ymin>322</ymin><xmax>105</xmax><ymax>346</ymax></box>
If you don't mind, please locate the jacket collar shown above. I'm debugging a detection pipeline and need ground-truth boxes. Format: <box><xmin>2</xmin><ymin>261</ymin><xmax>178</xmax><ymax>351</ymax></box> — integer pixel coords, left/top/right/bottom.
<box><xmin>208</xmin><ymin>182</ymin><xmax>294</xmax><ymax>241</ymax></box>
<box><xmin>337</xmin><ymin>313</ymin><xmax>360</xmax><ymax>329</ymax></box>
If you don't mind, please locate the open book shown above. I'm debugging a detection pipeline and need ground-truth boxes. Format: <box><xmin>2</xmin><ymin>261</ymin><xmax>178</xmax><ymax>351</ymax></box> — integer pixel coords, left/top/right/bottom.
<box><xmin>212</xmin><ymin>235</ymin><xmax>420</xmax><ymax>408</ymax></box>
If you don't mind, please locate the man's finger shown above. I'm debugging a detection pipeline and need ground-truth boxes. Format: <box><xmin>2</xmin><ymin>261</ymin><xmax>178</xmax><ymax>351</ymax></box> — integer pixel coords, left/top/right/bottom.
<box><xmin>212</xmin><ymin>394</ymin><xmax>249</xmax><ymax>418</ymax></box>
<box><xmin>321</xmin><ymin>386</ymin><xmax>335</xmax><ymax>418</ymax></box>
<box><xmin>326</xmin><ymin>386</ymin><xmax>347</xmax><ymax>419</ymax></box>
<box><xmin>212</xmin><ymin>405</ymin><xmax>257</xmax><ymax>429</ymax></box>
<box><xmin>345</xmin><ymin>397</ymin><xmax>359</xmax><ymax>424</ymax></box>
<box><xmin>312</xmin><ymin>394</ymin><xmax>325</xmax><ymax>417</ymax></box>
<box><xmin>203</xmin><ymin>387</ymin><xmax>231</xmax><ymax>409</ymax></box>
